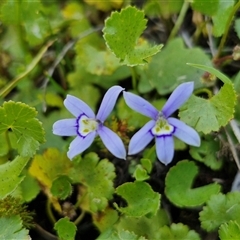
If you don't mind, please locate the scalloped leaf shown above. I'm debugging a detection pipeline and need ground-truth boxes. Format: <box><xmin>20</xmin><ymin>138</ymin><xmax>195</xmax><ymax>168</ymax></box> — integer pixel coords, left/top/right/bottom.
<box><xmin>0</xmin><ymin>156</ymin><xmax>29</xmax><ymax>198</ymax></box>
<box><xmin>219</xmin><ymin>221</ymin><xmax>240</xmax><ymax>240</ymax></box>
<box><xmin>54</xmin><ymin>217</ymin><xmax>77</xmax><ymax>240</ymax></box>
<box><xmin>116</xmin><ymin>208</ymin><xmax>170</xmax><ymax>239</ymax></box>
<box><xmin>0</xmin><ymin>216</ymin><xmax>29</xmax><ymax>239</ymax></box>
<box><xmin>137</xmin><ymin>38</ymin><xmax>211</xmax><ymax>94</ymax></box>
<box><xmin>70</xmin><ymin>153</ymin><xmax>116</xmax><ymax>212</ymax></box>
<box><xmin>103</xmin><ymin>6</ymin><xmax>163</xmax><ymax>66</ymax></box>
<box><xmin>0</xmin><ymin>101</ymin><xmax>45</xmax><ymax>157</ymax></box>
<box><xmin>159</xmin><ymin>223</ymin><xmax>200</xmax><ymax>240</ymax></box>
<box><xmin>199</xmin><ymin>192</ymin><xmax>240</xmax><ymax>232</ymax></box>
<box><xmin>165</xmin><ymin>160</ymin><xmax>221</xmax><ymax>207</ymax></box>
<box><xmin>190</xmin><ymin>135</ymin><xmax>223</xmax><ymax>170</ymax></box>
<box><xmin>114</xmin><ymin>181</ymin><xmax>160</xmax><ymax>217</ymax></box>
<box><xmin>179</xmin><ymin>65</ymin><xmax>236</xmax><ymax>134</ymax></box>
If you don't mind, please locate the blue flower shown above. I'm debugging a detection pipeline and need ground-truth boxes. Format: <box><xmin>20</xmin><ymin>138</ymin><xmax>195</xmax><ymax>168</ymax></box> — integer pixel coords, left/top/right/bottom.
<box><xmin>53</xmin><ymin>86</ymin><xmax>126</xmax><ymax>160</ymax></box>
<box><xmin>123</xmin><ymin>82</ymin><xmax>200</xmax><ymax>165</ymax></box>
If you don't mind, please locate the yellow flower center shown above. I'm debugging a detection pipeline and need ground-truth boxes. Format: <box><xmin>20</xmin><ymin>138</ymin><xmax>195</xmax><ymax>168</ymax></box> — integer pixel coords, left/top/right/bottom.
<box><xmin>78</xmin><ymin>115</ymin><xmax>98</xmax><ymax>137</ymax></box>
<box><xmin>151</xmin><ymin>118</ymin><xmax>174</xmax><ymax>136</ymax></box>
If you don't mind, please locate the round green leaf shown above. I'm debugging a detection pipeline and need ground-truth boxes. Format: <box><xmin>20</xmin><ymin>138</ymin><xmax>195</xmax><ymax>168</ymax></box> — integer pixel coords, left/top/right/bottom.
<box><xmin>114</xmin><ymin>181</ymin><xmax>160</xmax><ymax>217</ymax></box>
<box><xmin>0</xmin><ymin>101</ymin><xmax>45</xmax><ymax>157</ymax></box>
<box><xmin>103</xmin><ymin>6</ymin><xmax>163</xmax><ymax>66</ymax></box>
<box><xmin>54</xmin><ymin>217</ymin><xmax>77</xmax><ymax>240</ymax></box>
<box><xmin>165</xmin><ymin>160</ymin><xmax>221</xmax><ymax>207</ymax></box>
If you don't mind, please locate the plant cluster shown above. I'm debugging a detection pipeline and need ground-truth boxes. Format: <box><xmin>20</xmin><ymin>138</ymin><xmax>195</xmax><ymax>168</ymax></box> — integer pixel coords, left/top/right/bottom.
<box><xmin>0</xmin><ymin>1</ymin><xmax>240</xmax><ymax>239</ymax></box>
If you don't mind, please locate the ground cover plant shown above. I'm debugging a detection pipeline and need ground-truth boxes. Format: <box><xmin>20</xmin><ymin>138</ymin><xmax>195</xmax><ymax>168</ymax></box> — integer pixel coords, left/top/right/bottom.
<box><xmin>1</xmin><ymin>0</ymin><xmax>240</xmax><ymax>239</ymax></box>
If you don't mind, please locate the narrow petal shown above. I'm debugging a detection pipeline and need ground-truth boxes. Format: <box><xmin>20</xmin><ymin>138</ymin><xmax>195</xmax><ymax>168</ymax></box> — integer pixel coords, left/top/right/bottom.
<box><xmin>97</xmin><ymin>86</ymin><xmax>124</xmax><ymax>122</ymax></box>
<box><xmin>128</xmin><ymin>120</ymin><xmax>155</xmax><ymax>155</ymax></box>
<box><xmin>53</xmin><ymin>119</ymin><xmax>77</xmax><ymax>136</ymax></box>
<box><xmin>168</xmin><ymin>117</ymin><xmax>200</xmax><ymax>147</ymax></box>
<box><xmin>162</xmin><ymin>82</ymin><xmax>194</xmax><ymax>118</ymax></box>
<box><xmin>123</xmin><ymin>91</ymin><xmax>159</xmax><ymax>120</ymax></box>
<box><xmin>98</xmin><ymin>126</ymin><xmax>126</xmax><ymax>159</ymax></box>
<box><xmin>64</xmin><ymin>95</ymin><xmax>95</xmax><ymax>118</ymax></box>
<box><xmin>156</xmin><ymin>136</ymin><xmax>174</xmax><ymax>165</ymax></box>
<box><xmin>67</xmin><ymin>132</ymin><xmax>96</xmax><ymax>159</ymax></box>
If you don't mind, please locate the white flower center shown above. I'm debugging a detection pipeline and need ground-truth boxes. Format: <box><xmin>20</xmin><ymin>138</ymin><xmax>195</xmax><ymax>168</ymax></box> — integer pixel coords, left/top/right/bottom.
<box><xmin>151</xmin><ymin>117</ymin><xmax>174</xmax><ymax>136</ymax></box>
<box><xmin>78</xmin><ymin>115</ymin><xmax>98</xmax><ymax>137</ymax></box>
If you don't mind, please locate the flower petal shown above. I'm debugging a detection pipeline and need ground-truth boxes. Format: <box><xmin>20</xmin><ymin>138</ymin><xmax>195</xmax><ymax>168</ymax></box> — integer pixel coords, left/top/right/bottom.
<box><xmin>156</xmin><ymin>136</ymin><xmax>174</xmax><ymax>165</ymax></box>
<box><xmin>123</xmin><ymin>91</ymin><xmax>159</xmax><ymax>119</ymax></box>
<box><xmin>168</xmin><ymin>117</ymin><xmax>201</xmax><ymax>147</ymax></box>
<box><xmin>97</xmin><ymin>86</ymin><xmax>124</xmax><ymax>122</ymax></box>
<box><xmin>53</xmin><ymin>119</ymin><xmax>77</xmax><ymax>136</ymax></box>
<box><xmin>128</xmin><ymin>120</ymin><xmax>155</xmax><ymax>155</ymax></box>
<box><xmin>64</xmin><ymin>95</ymin><xmax>95</xmax><ymax>118</ymax></box>
<box><xmin>67</xmin><ymin>132</ymin><xmax>96</xmax><ymax>159</ymax></box>
<box><xmin>162</xmin><ymin>82</ymin><xmax>194</xmax><ymax>118</ymax></box>
<box><xmin>98</xmin><ymin>126</ymin><xmax>126</xmax><ymax>159</ymax></box>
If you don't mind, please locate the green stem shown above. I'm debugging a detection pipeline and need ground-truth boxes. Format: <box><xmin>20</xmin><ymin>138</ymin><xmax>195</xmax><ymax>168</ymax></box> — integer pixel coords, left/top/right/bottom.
<box><xmin>74</xmin><ymin>210</ymin><xmax>86</xmax><ymax>225</ymax></box>
<box><xmin>46</xmin><ymin>199</ymin><xmax>57</xmax><ymax>225</ymax></box>
<box><xmin>168</xmin><ymin>1</ymin><xmax>189</xmax><ymax>41</ymax></box>
<box><xmin>145</xmin><ymin>144</ymin><xmax>156</xmax><ymax>160</ymax></box>
<box><xmin>194</xmin><ymin>88</ymin><xmax>213</xmax><ymax>98</ymax></box>
<box><xmin>74</xmin><ymin>190</ymin><xmax>87</xmax><ymax>209</ymax></box>
<box><xmin>215</xmin><ymin>0</ymin><xmax>240</xmax><ymax>59</ymax></box>
<box><xmin>130</xmin><ymin>67</ymin><xmax>137</xmax><ymax>91</ymax></box>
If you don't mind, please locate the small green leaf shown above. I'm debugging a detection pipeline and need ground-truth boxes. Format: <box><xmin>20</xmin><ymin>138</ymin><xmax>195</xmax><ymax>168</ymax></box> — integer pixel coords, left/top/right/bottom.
<box><xmin>165</xmin><ymin>160</ymin><xmax>221</xmax><ymax>207</ymax></box>
<box><xmin>103</xmin><ymin>6</ymin><xmax>163</xmax><ymax>66</ymax></box>
<box><xmin>133</xmin><ymin>165</ymin><xmax>149</xmax><ymax>181</ymax></box>
<box><xmin>219</xmin><ymin>221</ymin><xmax>240</xmax><ymax>240</ymax></box>
<box><xmin>51</xmin><ymin>175</ymin><xmax>72</xmax><ymax>200</ymax></box>
<box><xmin>114</xmin><ymin>181</ymin><xmax>160</xmax><ymax>217</ymax></box>
<box><xmin>0</xmin><ymin>216</ymin><xmax>29</xmax><ymax>239</ymax></box>
<box><xmin>159</xmin><ymin>223</ymin><xmax>200</xmax><ymax>240</ymax></box>
<box><xmin>234</xmin><ymin>18</ymin><xmax>240</xmax><ymax>39</ymax></box>
<box><xmin>0</xmin><ymin>156</ymin><xmax>29</xmax><ymax>198</ymax></box>
<box><xmin>179</xmin><ymin>66</ymin><xmax>236</xmax><ymax>134</ymax></box>
<box><xmin>71</xmin><ymin>153</ymin><xmax>116</xmax><ymax>212</ymax></box>
<box><xmin>0</xmin><ymin>101</ymin><xmax>45</xmax><ymax>157</ymax></box>
<box><xmin>117</xmin><ymin>208</ymin><xmax>170</xmax><ymax>240</ymax></box>
<box><xmin>54</xmin><ymin>217</ymin><xmax>77</xmax><ymax>240</ymax></box>
<box><xmin>199</xmin><ymin>192</ymin><xmax>240</xmax><ymax>232</ymax></box>
<box><xmin>190</xmin><ymin>135</ymin><xmax>223</xmax><ymax>170</ymax></box>
<box><xmin>140</xmin><ymin>158</ymin><xmax>152</xmax><ymax>173</ymax></box>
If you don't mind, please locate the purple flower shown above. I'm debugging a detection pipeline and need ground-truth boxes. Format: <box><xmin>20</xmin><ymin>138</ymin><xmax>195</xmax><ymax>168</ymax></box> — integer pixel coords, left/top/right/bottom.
<box><xmin>123</xmin><ymin>82</ymin><xmax>200</xmax><ymax>165</ymax></box>
<box><xmin>53</xmin><ymin>86</ymin><xmax>126</xmax><ymax>160</ymax></box>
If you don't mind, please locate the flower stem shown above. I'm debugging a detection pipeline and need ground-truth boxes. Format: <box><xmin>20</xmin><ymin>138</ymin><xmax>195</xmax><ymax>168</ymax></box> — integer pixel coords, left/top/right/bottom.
<box><xmin>215</xmin><ymin>1</ymin><xmax>240</xmax><ymax>59</ymax></box>
<box><xmin>168</xmin><ymin>1</ymin><xmax>189</xmax><ymax>41</ymax></box>
<box><xmin>130</xmin><ymin>67</ymin><xmax>138</xmax><ymax>91</ymax></box>
<box><xmin>46</xmin><ymin>199</ymin><xmax>57</xmax><ymax>225</ymax></box>
<box><xmin>74</xmin><ymin>210</ymin><xmax>86</xmax><ymax>225</ymax></box>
